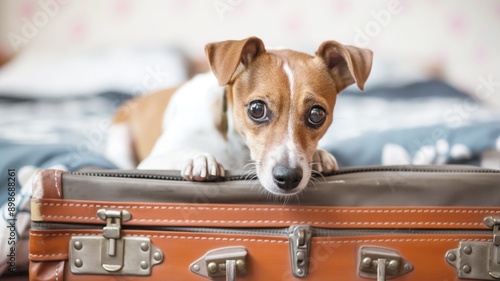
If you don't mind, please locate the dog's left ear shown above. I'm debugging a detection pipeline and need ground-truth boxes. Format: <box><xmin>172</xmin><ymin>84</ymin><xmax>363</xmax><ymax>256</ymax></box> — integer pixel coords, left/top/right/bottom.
<box><xmin>205</xmin><ymin>37</ymin><xmax>266</xmax><ymax>86</ymax></box>
<box><xmin>316</xmin><ymin>41</ymin><xmax>373</xmax><ymax>92</ymax></box>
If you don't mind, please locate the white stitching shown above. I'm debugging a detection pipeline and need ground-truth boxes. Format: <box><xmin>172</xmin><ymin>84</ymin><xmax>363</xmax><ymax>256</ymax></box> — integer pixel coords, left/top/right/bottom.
<box><xmin>55</xmin><ymin>261</ymin><xmax>59</xmax><ymax>281</ymax></box>
<box><xmin>37</xmin><ymin>215</ymin><xmax>484</xmax><ymax>226</ymax></box>
<box><xmin>35</xmin><ymin>202</ymin><xmax>500</xmax><ymax>214</ymax></box>
<box><xmin>53</xmin><ymin>170</ymin><xmax>61</xmax><ymax>198</ymax></box>
<box><xmin>313</xmin><ymin>238</ymin><xmax>491</xmax><ymax>244</ymax></box>
<box><xmin>30</xmin><ymin>234</ymin><xmax>489</xmax><ymax>243</ymax></box>
<box><xmin>41</xmin><ymin>215</ymin><xmax>99</xmax><ymax>220</ymax></box>
<box><xmin>30</xmin><ymin>234</ymin><xmax>287</xmax><ymax>242</ymax></box>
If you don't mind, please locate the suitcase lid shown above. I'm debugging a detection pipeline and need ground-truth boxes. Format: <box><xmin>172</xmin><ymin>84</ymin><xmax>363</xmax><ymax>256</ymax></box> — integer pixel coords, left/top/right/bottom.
<box><xmin>39</xmin><ymin>165</ymin><xmax>500</xmax><ymax>206</ymax></box>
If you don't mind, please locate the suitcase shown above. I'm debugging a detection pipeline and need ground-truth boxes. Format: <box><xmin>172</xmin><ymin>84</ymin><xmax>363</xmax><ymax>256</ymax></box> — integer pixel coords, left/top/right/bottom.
<box><xmin>29</xmin><ymin>165</ymin><xmax>500</xmax><ymax>281</ymax></box>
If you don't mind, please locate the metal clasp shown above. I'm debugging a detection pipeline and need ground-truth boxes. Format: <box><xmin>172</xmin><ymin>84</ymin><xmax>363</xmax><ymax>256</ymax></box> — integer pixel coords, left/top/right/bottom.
<box><xmin>446</xmin><ymin>216</ymin><xmax>500</xmax><ymax>280</ymax></box>
<box><xmin>97</xmin><ymin>209</ymin><xmax>131</xmax><ymax>271</ymax></box>
<box><xmin>69</xmin><ymin>209</ymin><xmax>164</xmax><ymax>276</ymax></box>
<box><xmin>358</xmin><ymin>246</ymin><xmax>413</xmax><ymax>281</ymax></box>
<box><xmin>190</xmin><ymin>246</ymin><xmax>247</xmax><ymax>281</ymax></box>
<box><xmin>289</xmin><ymin>225</ymin><xmax>312</xmax><ymax>278</ymax></box>
<box><xmin>485</xmin><ymin>216</ymin><xmax>500</xmax><ymax>279</ymax></box>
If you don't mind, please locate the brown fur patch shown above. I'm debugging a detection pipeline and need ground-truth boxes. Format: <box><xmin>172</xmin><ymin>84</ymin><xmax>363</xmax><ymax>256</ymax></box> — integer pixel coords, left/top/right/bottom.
<box><xmin>113</xmin><ymin>88</ymin><xmax>178</xmax><ymax>162</ymax></box>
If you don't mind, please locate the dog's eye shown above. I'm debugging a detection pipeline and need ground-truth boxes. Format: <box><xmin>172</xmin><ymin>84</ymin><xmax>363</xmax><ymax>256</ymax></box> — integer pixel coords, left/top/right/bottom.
<box><xmin>247</xmin><ymin>100</ymin><xmax>268</xmax><ymax>123</ymax></box>
<box><xmin>307</xmin><ymin>106</ymin><xmax>327</xmax><ymax>128</ymax></box>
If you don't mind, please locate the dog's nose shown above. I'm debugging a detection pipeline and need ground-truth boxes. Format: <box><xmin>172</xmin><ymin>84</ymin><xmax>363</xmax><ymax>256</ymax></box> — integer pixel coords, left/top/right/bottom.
<box><xmin>272</xmin><ymin>165</ymin><xmax>303</xmax><ymax>191</ymax></box>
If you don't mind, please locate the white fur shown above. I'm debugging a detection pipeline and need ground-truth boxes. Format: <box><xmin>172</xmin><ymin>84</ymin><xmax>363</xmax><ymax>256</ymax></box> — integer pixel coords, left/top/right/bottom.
<box><xmin>283</xmin><ymin>63</ymin><xmax>294</xmax><ymax>94</ymax></box>
<box><xmin>284</xmin><ymin>63</ymin><xmax>297</xmax><ymax>163</ymax></box>
<box><xmin>138</xmin><ymin>73</ymin><xmax>250</xmax><ymax>171</ymax></box>
<box><xmin>105</xmin><ymin>123</ymin><xmax>136</xmax><ymax>169</ymax></box>
<box><xmin>284</xmin><ymin>63</ymin><xmax>297</xmax><ymax>166</ymax></box>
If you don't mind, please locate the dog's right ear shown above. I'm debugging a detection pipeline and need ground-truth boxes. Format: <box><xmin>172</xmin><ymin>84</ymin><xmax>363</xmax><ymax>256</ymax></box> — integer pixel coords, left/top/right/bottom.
<box><xmin>205</xmin><ymin>37</ymin><xmax>266</xmax><ymax>86</ymax></box>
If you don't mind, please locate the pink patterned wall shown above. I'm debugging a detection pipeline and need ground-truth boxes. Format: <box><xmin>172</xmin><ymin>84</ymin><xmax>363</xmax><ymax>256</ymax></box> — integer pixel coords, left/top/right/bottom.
<box><xmin>0</xmin><ymin>0</ymin><xmax>499</xmax><ymax>105</ymax></box>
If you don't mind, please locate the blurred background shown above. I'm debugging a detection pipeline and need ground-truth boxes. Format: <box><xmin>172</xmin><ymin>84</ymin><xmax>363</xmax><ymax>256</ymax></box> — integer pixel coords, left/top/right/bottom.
<box><xmin>1</xmin><ymin>1</ymin><xmax>500</xmax><ymax>277</ymax></box>
<box><xmin>0</xmin><ymin>0</ymin><xmax>499</xmax><ymax>99</ymax></box>
<box><xmin>0</xmin><ymin>0</ymin><xmax>499</xmax><ymax>174</ymax></box>
<box><xmin>0</xmin><ymin>0</ymin><xmax>499</xmax><ymax>172</ymax></box>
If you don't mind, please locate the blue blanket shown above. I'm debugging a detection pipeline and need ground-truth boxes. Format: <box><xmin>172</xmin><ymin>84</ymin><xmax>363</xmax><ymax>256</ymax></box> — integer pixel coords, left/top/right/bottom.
<box><xmin>0</xmin><ymin>141</ymin><xmax>117</xmax><ymax>204</ymax></box>
<box><xmin>320</xmin><ymin>80</ymin><xmax>500</xmax><ymax>168</ymax></box>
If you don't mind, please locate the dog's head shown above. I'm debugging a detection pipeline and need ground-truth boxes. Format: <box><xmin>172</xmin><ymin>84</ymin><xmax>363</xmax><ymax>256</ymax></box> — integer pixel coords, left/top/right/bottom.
<box><xmin>205</xmin><ymin>36</ymin><xmax>373</xmax><ymax>196</ymax></box>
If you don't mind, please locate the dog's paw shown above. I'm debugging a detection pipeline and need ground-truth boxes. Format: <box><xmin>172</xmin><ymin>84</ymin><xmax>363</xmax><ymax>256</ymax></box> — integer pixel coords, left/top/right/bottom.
<box><xmin>312</xmin><ymin>149</ymin><xmax>339</xmax><ymax>174</ymax></box>
<box><xmin>181</xmin><ymin>153</ymin><xmax>225</xmax><ymax>181</ymax></box>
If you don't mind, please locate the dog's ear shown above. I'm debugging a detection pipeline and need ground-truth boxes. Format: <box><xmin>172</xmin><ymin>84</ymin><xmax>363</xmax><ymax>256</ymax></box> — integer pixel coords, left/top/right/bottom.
<box><xmin>316</xmin><ymin>41</ymin><xmax>373</xmax><ymax>92</ymax></box>
<box><xmin>205</xmin><ymin>37</ymin><xmax>266</xmax><ymax>86</ymax></box>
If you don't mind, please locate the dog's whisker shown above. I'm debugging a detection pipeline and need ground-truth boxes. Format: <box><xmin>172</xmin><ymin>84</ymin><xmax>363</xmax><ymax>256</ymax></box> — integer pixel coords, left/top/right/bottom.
<box><xmin>248</xmin><ymin>174</ymin><xmax>261</xmax><ymax>189</ymax></box>
<box><xmin>250</xmin><ymin>179</ymin><xmax>260</xmax><ymax>191</ymax></box>
<box><xmin>306</xmin><ymin>172</ymin><xmax>322</xmax><ymax>193</ymax></box>
<box><xmin>309</xmin><ymin>177</ymin><xmax>321</xmax><ymax>187</ymax></box>
<box><xmin>310</xmin><ymin>173</ymin><xmax>320</xmax><ymax>179</ymax></box>
<box><xmin>242</xmin><ymin>171</ymin><xmax>254</xmax><ymax>181</ymax></box>
<box><xmin>310</xmin><ymin>167</ymin><xmax>327</xmax><ymax>183</ymax></box>
<box><xmin>316</xmin><ymin>173</ymin><xmax>327</xmax><ymax>182</ymax></box>
<box><xmin>245</xmin><ymin>171</ymin><xmax>258</xmax><ymax>182</ymax></box>
<box><xmin>307</xmin><ymin>180</ymin><xmax>318</xmax><ymax>190</ymax></box>
<box><xmin>241</xmin><ymin>161</ymin><xmax>257</xmax><ymax>171</ymax></box>
<box><xmin>282</xmin><ymin>196</ymin><xmax>290</xmax><ymax>206</ymax></box>
<box><xmin>294</xmin><ymin>194</ymin><xmax>301</xmax><ymax>205</ymax></box>
<box><xmin>240</xmin><ymin>169</ymin><xmax>256</xmax><ymax>181</ymax></box>
<box><xmin>239</xmin><ymin>161</ymin><xmax>259</xmax><ymax>181</ymax></box>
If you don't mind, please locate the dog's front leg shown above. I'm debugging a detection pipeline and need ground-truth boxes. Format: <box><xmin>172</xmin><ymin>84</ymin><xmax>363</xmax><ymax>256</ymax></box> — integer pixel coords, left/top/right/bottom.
<box><xmin>138</xmin><ymin>150</ymin><xmax>225</xmax><ymax>181</ymax></box>
<box><xmin>311</xmin><ymin>149</ymin><xmax>339</xmax><ymax>175</ymax></box>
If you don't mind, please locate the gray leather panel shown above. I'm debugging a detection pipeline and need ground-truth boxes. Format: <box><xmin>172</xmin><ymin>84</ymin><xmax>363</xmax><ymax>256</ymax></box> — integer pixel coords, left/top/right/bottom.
<box><xmin>62</xmin><ymin>165</ymin><xmax>500</xmax><ymax>206</ymax></box>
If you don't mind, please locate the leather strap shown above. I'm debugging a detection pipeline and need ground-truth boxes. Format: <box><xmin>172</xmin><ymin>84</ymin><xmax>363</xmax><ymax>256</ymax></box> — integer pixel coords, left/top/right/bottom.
<box><xmin>32</xmin><ymin>169</ymin><xmax>64</xmax><ymax>199</ymax></box>
<box><xmin>29</xmin><ymin>260</ymin><xmax>65</xmax><ymax>281</ymax></box>
<box><xmin>31</xmin><ymin>198</ymin><xmax>500</xmax><ymax>229</ymax></box>
<box><xmin>30</xmin><ymin>230</ymin><xmax>75</xmax><ymax>261</ymax></box>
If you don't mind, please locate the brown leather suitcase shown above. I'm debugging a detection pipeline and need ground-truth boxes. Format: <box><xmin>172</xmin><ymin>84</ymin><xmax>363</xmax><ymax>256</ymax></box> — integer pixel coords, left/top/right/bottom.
<box><xmin>29</xmin><ymin>165</ymin><xmax>500</xmax><ymax>281</ymax></box>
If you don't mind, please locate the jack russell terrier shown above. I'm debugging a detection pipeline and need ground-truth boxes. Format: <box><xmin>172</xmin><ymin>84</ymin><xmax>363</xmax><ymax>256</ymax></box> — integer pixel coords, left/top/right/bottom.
<box><xmin>106</xmin><ymin>36</ymin><xmax>373</xmax><ymax>196</ymax></box>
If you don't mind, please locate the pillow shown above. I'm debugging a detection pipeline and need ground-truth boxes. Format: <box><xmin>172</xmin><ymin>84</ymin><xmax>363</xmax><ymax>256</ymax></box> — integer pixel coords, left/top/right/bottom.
<box><xmin>0</xmin><ymin>47</ymin><xmax>188</xmax><ymax>98</ymax></box>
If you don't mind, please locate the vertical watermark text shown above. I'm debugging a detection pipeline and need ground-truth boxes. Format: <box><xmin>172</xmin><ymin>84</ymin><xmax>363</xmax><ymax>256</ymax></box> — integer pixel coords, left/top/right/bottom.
<box><xmin>6</xmin><ymin>169</ymin><xmax>17</xmax><ymax>273</ymax></box>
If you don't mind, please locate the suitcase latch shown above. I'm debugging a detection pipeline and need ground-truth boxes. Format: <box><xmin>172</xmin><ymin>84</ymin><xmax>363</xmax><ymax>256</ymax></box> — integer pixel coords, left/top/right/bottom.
<box><xmin>358</xmin><ymin>246</ymin><xmax>413</xmax><ymax>281</ymax></box>
<box><xmin>190</xmin><ymin>246</ymin><xmax>247</xmax><ymax>281</ymax></box>
<box><xmin>69</xmin><ymin>209</ymin><xmax>164</xmax><ymax>276</ymax></box>
<box><xmin>289</xmin><ymin>225</ymin><xmax>312</xmax><ymax>278</ymax></box>
<box><xmin>446</xmin><ymin>216</ymin><xmax>500</xmax><ymax>280</ymax></box>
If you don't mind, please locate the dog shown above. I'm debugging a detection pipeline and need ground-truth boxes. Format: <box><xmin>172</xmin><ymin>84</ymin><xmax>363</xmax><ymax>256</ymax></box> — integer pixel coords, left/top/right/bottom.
<box><xmin>106</xmin><ymin>36</ymin><xmax>373</xmax><ymax>196</ymax></box>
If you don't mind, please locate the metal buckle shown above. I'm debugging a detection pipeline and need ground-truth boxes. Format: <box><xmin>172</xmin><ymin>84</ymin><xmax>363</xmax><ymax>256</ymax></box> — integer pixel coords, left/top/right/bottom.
<box><xmin>289</xmin><ymin>225</ymin><xmax>312</xmax><ymax>278</ymax></box>
<box><xmin>97</xmin><ymin>209</ymin><xmax>130</xmax><ymax>271</ymax></box>
<box><xmin>69</xmin><ymin>209</ymin><xmax>164</xmax><ymax>276</ymax></box>
<box><xmin>190</xmin><ymin>246</ymin><xmax>247</xmax><ymax>281</ymax></box>
<box><xmin>446</xmin><ymin>216</ymin><xmax>500</xmax><ymax>280</ymax></box>
<box><xmin>485</xmin><ymin>217</ymin><xmax>500</xmax><ymax>279</ymax></box>
<box><xmin>358</xmin><ymin>246</ymin><xmax>413</xmax><ymax>281</ymax></box>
